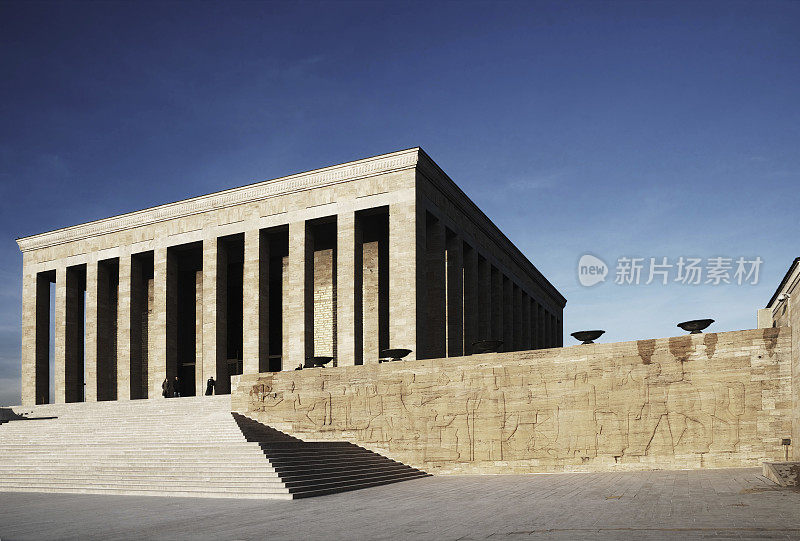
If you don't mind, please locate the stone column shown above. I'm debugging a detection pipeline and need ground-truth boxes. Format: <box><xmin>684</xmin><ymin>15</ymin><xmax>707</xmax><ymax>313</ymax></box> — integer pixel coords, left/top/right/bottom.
<box><xmin>446</xmin><ymin>234</ymin><xmax>464</xmax><ymax>357</ymax></box>
<box><xmin>54</xmin><ymin>268</ymin><xmax>66</xmax><ymax>403</ymax></box>
<box><xmin>513</xmin><ymin>284</ymin><xmax>523</xmax><ymax>351</ymax></box>
<box><xmin>84</xmin><ymin>261</ymin><xmax>98</xmax><ymax>402</ymax></box>
<box><xmin>491</xmin><ymin>266</ymin><xmax>503</xmax><ymax>344</ymax></box>
<box><xmin>286</xmin><ymin>221</ymin><xmax>312</xmax><ymax>368</ymax></box>
<box><xmin>243</xmin><ymin>229</ymin><xmax>268</xmax><ymax>374</ymax></box>
<box><xmin>337</xmin><ymin>211</ymin><xmax>360</xmax><ymax>366</ymax></box>
<box><xmin>146</xmin><ymin>277</ymin><xmax>154</xmax><ymax>394</ymax></box>
<box><xmin>151</xmin><ymin>248</ymin><xmax>167</xmax><ymax>398</ymax></box>
<box><xmin>151</xmin><ymin>248</ymin><xmax>178</xmax><ymax>398</ymax></box>
<box><xmin>463</xmin><ymin>245</ymin><xmax>478</xmax><ymax>355</ymax></box>
<box><xmin>522</xmin><ymin>293</ymin><xmax>531</xmax><ymax>350</ymax></box>
<box><xmin>389</xmin><ymin>201</ymin><xmax>422</xmax><ymax>361</ymax></box>
<box><xmin>531</xmin><ymin>299</ymin><xmax>539</xmax><ymax>349</ymax></box>
<box><xmin>423</xmin><ymin>213</ymin><xmax>446</xmax><ymax>359</ymax></box>
<box><xmin>362</xmin><ymin>240</ymin><xmax>380</xmax><ymax>363</ymax></box>
<box><xmin>203</xmin><ymin>236</ymin><xmax>228</xmax><ymax>394</ymax></box>
<box><xmin>539</xmin><ymin>304</ymin><xmax>549</xmax><ymax>348</ymax></box>
<box><xmin>476</xmin><ymin>257</ymin><xmax>491</xmax><ymax>343</ymax></box>
<box><xmin>20</xmin><ymin>270</ymin><xmax>36</xmax><ymax>406</ymax></box>
<box><xmin>194</xmin><ymin>270</ymin><xmax>203</xmax><ymax>396</ymax></box>
<box><xmin>281</xmin><ymin>255</ymin><xmax>290</xmax><ymax>370</ymax></box>
<box><xmin>542</xmin><ymin>307</ymin><xmax>550</xmax><ymax>348</ymax></box>
<box><xmin>21</xmin><ymin>271</ymin><xmax>50</xmax><ymax>405</ymax></box>
<box><xmin>503</xmin><ymin>276</ymin><xmax>513</xmax><ymax>352</ymax></box>
<box><xmin>117</xmin><ymin>254</ymin><xmax>131</xmax><ymax>400</ymax></box>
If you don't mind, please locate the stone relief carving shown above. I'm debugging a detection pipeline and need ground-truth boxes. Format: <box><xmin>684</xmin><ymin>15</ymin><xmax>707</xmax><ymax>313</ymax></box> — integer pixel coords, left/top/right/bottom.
<box><xmin>238</xmin><ymin>329</ymin><xmax>790</xmax><ymax>473</ymax></box>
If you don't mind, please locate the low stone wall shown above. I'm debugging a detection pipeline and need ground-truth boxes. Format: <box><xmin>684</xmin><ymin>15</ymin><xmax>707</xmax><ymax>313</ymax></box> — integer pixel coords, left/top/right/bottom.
<box><xmin>231</xmin><ymin>328</ymin><xmax>793</xmax><ymax>474</ymax></box>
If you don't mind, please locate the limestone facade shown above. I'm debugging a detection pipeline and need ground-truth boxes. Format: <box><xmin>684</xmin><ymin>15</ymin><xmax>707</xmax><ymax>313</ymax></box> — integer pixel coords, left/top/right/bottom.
<box><xmin>761</xmin><ymin>256</ymin><xmax>800</xmax><ymax>460</ymax></box>
<box><xmin>17</xmin><ymin>148</ymin><xmax>566</xmax><ymax>405</ymax></box>
<box><xmin>232</xmin><ymin>328</ymin><xmax>793</xmax><ymax>474</ymax></box>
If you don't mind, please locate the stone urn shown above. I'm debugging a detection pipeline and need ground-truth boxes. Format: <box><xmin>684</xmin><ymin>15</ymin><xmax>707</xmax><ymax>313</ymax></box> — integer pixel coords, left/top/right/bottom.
<box><xmin>570</xmin><ymin>330</ymin><xmax>605</xmax><ymax>344</ymax></box>
<box><xmin>379</xmin><ymin>348</ymin><xmax>412</xmax><ymax>363</ymax></box>
<box><xmin>677</xmin><ymin>319</ymin><xmax>714</xmax><ymax>334</ymax></box>
<box><xmin>472</xmin><ymin>339</ymin><xmax>504</xmax><ymax>354</ymax></box>
<box><xmin>304</xmin><ymin>356</ymin><xmax>333</xmax><ymax>368</ymax></box>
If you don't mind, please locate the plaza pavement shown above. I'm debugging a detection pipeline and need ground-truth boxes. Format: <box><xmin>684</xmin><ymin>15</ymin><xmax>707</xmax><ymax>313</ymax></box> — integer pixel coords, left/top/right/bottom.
<box><xmin>0</xmin><ymin>468</ymin><xmax>798</xmax><ymax>540</ymax></box>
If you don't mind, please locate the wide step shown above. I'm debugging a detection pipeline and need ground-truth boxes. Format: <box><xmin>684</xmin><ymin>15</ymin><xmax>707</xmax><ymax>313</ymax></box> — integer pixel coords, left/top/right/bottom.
<box><xmin>0</xmin><ymin>400</ymin><xmax>429</xmax><ymax>499</ymax></box>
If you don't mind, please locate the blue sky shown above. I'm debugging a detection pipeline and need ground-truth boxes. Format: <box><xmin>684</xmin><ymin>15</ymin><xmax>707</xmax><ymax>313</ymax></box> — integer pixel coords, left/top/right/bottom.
<box><xmin>1</xmin><ymin>1</ymin><xmax>798</xmax><ymax>405</ymax></box>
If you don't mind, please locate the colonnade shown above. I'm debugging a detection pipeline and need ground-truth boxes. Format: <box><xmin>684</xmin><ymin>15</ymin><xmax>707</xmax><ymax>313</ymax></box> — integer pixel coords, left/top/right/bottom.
<box><xmin>20</xmin><ymin>203</ymin><xmax>561</xmax><ymax>405</ymax></box>
<box><xmin>419</xmin><ymin>211</ymin><xmax>562</xmax><ymax>360</ymax></box>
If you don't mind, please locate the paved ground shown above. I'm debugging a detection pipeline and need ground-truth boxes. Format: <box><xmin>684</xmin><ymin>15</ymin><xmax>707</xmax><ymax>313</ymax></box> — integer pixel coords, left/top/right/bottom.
<box><xmin>1</xmin><ymin>468</ymin><xmax>799</xmax><ymax>540</ymax></box>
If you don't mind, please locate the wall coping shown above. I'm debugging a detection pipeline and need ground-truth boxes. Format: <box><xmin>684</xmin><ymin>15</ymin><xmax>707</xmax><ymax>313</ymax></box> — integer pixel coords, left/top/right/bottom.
<box><xmin>231</xmin><ymin>327</ymin><xmax>787</xmax><ymax>386</ymax></box>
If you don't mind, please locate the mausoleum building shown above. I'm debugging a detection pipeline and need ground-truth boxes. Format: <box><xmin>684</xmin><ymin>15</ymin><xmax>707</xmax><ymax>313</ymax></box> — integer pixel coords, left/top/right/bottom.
<box><xmin>17</xmin><ymin>148</ymin><xmax>566</xmax><ymax>405</ymax></box>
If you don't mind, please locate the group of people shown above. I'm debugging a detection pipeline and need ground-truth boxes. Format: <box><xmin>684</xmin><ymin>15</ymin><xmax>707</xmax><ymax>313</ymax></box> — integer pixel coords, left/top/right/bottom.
<box><xmin>160</xmin><ymin>376</ymin><xmax>218</xmax><ymax>397</ymax></box>
<box><xmin>161</xmin><ymin>376</ymin><xmax>181</xmax><ymax>398</ymax></box>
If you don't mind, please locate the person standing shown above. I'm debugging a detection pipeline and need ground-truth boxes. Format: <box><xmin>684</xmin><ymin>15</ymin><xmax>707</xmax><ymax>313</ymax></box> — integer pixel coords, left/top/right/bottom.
<box><xmin>173</xmin><ymin>375</ymin><xmax>180</xmax><ymax>398</ymax></box>
<box><xmin>205</xmin><ymin>377</ymin><xmax>216</xmax><ymax>396</ymax></box>
<box><xmin>162</xmin><ymin>377</ymin><xmax>173</xmax><ymax>398</ymax></box>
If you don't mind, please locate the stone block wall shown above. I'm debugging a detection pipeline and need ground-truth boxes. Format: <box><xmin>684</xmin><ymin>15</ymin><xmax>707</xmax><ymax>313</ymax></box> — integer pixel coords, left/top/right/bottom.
<box><xmin>232</xmin><ymin>328</ymin><xmax>793</xmax><ymax>474</ymax></box>
<box><xmin>313</xmin><ymin>248</ymin><xmax>336</xmax><ymax>358</ymax></box>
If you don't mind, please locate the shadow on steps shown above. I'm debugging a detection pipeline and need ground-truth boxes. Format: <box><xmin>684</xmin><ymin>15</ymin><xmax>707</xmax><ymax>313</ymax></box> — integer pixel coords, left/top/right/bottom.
<box><xmin>0</xmin><ymin>408</ymin><xmax>58</xmax><ymax>424</ymax></box>
<box><xmin>231</xmin><ymin>412</ymin><xmax>430</xmax><ymax>498</ymax></box>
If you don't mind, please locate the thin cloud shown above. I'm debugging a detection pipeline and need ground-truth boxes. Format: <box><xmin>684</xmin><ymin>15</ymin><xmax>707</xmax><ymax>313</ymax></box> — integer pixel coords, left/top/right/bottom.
<box><xmin>0</xmin><ymin>378</ymin><xmax>20</xmax><ymax>407</ymax></box>
<box><xmin>506</xmin><ymin>170</ymin><xmax>567</xmax><ymax>191</ymax></box>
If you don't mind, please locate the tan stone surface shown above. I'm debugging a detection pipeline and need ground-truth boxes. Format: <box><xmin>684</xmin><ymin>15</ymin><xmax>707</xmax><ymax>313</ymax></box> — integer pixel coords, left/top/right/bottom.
<box><xmin>242</xmin><ymin>229</ymin><xmax>266</xmax><ymax>374</ymax></box>
<box><xmin>763</xmin><ymin>262</ymin><xmax>799</xmax><ymax>460</ymax></box>
<box><xmin>757</xmin><ymin>308</ymin><xmax>772</xmax><ymax>329</ymax></box>
<box><xmin>762</xmin><ymin>461</ymin><xmax>800</xmax><ymax>486</ymax></box>
<box><xmin>336</xmin><ymin>212</ymin><xmax>357</xmax><ymax>366</ymax></box>
<box><xmin>388</xmin><ymin>201</ymin><xmax>420</xmax><ymax>361</ymax></box>
<box><xmin>19</xmin><ymin>271</ymin><xmax>38</xmax><ymax>405</ymax></box>
<box><xmin>116</xmin><ymin>254</ymin><xmax>131</xmax><ymax>400</ymax></box>
<box><xmin>17</xmin><ymin>149</ymin><xmax>563</xmax><ymax>404</ymax></box>
<box><xmin>150</xmin><ymin>249</ymin><xmax>168</xmax><ymax>398</ymax></box>
<box><xmin>53</xmin><ymin>268</ymin><xmax>66</xmax><ymax>403</ymax></box>
<box><xmin>313</xmin><ymin>247</ymin><xmax>335</xmax><ymax>358</ymax></box>
<box><xmin>233</xmin><ymin>328</ymin><xmax>792</xmax><ymax>474</ymax></box>
<box><xmin>84</xmin><ymin>261</ymin><xmax>99</xmax><ymax>402</ymax></box>
<box><xmin>362</xmin><ymin>241</ymin><xmax>380</xmax><ymax>363</ymax></box>
<box><xmin>286</xmin><ymin>221</ymin><xmax>311</xmax><ymax>368</ymax></box>
<box><xmin>194</xmin><ymin>270</ymin><xmax>203</xmax><ymax>396</ymax></box>
<box><xmin>280</xmin><ymin>255</ymin><xmax>290</xmax><ymax>370</ymax></box>
<box><xmin>202</xmin><ymin>236</ymin><xmax>225</xmax><ymax>393</ymax></box>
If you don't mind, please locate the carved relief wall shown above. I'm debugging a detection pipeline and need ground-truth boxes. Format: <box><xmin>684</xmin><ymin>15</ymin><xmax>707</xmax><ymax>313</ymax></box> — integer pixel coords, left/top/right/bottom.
<box><xmin>232</xmin><ymin>327</ymin><xmax>793</xmax><ymax>474</ymax></box>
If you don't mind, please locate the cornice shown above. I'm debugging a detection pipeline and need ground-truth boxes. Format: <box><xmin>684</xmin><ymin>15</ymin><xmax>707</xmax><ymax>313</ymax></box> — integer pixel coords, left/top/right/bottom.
<box><xmin>767</xmin><ymin>257</ymin><xmax>800</xmax><ymax>309</ymax></box>
<box><xmin>416</xmin><ymin>150</ymin><xmax>567</xmax><ymax>307</ymax></box>
<box><xmin>17</xmin><ymin>148</ymin><xmax>420</xmax><ymax>253</ymax></box>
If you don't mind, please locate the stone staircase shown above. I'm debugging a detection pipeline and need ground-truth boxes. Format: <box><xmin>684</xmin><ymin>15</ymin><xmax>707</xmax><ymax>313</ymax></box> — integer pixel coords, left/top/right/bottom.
<box><xmin>231</xmin><ymin>413</ymin><xmax>430</xmax><ymax>498</ymax></box>
<box><xmin>0</xmin><ymin>396</ymin><xmax>428</xmax><ymax>499</ymax></box>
